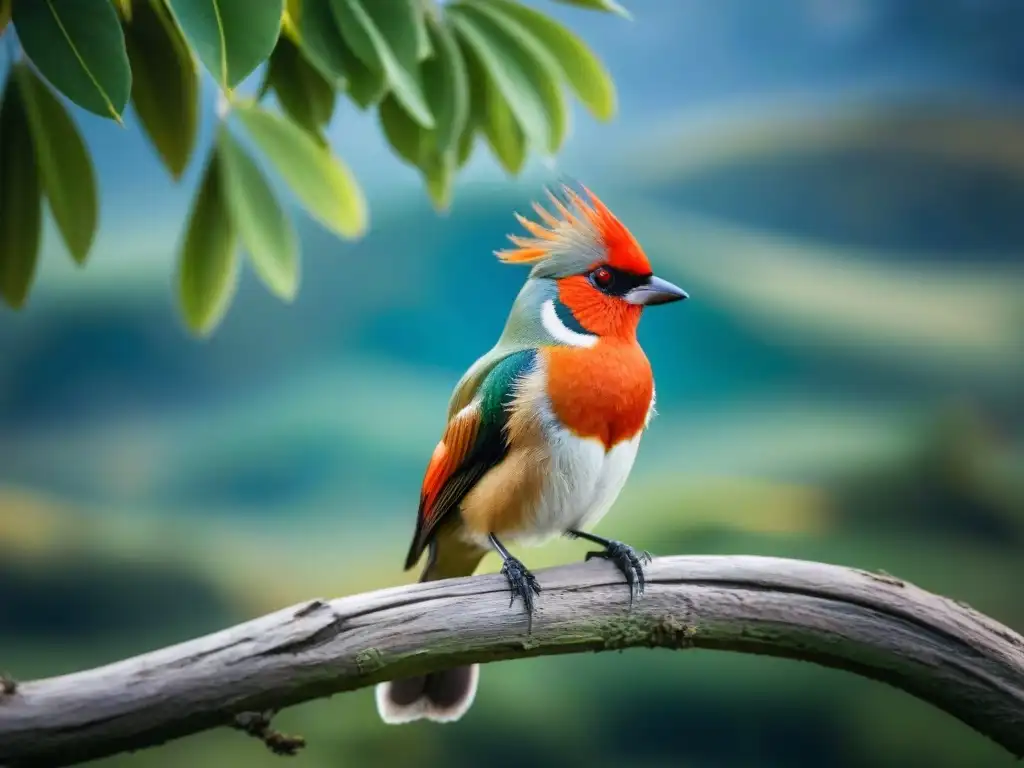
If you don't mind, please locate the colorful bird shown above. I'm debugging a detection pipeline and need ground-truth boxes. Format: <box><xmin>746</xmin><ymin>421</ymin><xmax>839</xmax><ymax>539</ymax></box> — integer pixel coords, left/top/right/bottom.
<box><xmin>375</xmin><ymin>184</ymin><xmax>687</xmax><ymax>725</ymax></box>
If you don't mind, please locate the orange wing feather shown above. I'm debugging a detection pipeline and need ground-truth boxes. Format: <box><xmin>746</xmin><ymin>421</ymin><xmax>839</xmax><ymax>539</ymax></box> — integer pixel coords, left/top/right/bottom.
<box><xmin>404</xmin><ymin>405</ymin><xmax>484</xmax><ymax>569</ymax></box>
<box><xmin>419</xmin><ymin>407</ymin><xmax>479</xmax><ymax>527</ymax></box>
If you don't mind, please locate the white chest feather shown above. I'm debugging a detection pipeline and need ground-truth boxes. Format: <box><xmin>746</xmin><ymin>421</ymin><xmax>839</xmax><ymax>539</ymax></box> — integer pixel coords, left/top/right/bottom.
<box><xmin>516</xmin><ymin>428</ymin><xmax>642</xmax><ymax>545</ymax></box>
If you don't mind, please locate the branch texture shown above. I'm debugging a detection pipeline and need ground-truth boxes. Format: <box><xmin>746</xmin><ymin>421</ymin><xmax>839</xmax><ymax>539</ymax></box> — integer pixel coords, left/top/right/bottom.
<box><xmin>1</xmin><ymin>555</ymin><xmax>1022</xmax><ymax>766</ymax></box>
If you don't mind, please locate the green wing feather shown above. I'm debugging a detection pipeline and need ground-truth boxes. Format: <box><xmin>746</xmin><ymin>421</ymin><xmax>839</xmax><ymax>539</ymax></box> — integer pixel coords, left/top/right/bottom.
<box><xmin>407</xmin><ymin>348</ymin><xmax>538</xmax><ymax>568</ymax></box>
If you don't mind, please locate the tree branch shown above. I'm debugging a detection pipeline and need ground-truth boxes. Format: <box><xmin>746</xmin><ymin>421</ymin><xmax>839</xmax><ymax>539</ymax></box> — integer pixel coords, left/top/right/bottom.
<box><xmin>1</xmin><ymin>555</ymin><xmax>1022</xmax><ymax>766</ymax></box>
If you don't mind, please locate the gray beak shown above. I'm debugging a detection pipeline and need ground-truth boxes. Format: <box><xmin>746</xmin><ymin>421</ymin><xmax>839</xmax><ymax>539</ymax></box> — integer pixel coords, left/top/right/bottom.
<box><xmin>625</xmin><ymin>275</ymin><xmax>689</xmax><ymax>306</ymax></box>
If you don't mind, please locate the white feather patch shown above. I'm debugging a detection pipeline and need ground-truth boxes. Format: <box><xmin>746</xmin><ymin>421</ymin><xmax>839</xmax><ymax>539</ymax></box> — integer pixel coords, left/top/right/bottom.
<box><xmin>645</xmin><ymin>385</ymin><xmax>657</xmax><ymax>427</ymax></box>
<box><xmin>375</xmin><ymin>665</ymin><xmax>480</xmax><ymax>725</ymax></box>
<box><xmin>540</xmin><ymin>299</ymin><xmax>598</xmax><ymax>348</ymax></box>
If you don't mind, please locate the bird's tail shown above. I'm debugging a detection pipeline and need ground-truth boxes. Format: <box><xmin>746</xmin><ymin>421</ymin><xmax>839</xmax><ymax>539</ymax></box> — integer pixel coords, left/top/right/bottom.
<box><xmin>375</xmin><ymin>536</ymin><xmax>485</xmax><ymax>725</ymax></box>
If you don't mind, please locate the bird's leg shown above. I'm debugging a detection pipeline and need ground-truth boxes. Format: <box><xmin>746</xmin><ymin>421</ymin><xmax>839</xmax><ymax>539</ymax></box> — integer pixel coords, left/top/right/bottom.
<box><xmin>566</xmin><ymin>529</ymin><xmax>652</xmax><ymax>604</ymax></box>
<box><xmin>488</xmin><ymin>533</ymin><xmax>541</xmax><ymax>625</ymax></box>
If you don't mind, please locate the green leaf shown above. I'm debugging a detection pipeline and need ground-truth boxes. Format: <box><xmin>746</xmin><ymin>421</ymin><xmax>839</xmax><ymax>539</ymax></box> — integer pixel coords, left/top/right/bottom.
<box><xmin>112</xmin><ymin>0</ymin><xmax>132</xmax><ymax>20</ymax></box>
<box><xmin>293</xmin><ymin>0</ymin><xmax>350</xmax><ymax>87</ymax></box>
<box><xmin>459</xmin><ymin>39</ymin><xmax>524</xmax><ymax>175</ymax></box>
<box><xmin>551</xmin><ymin>0</ymin><xmax>631</xmax><ymax>18</ymax></box>
<box><xmin>0</xmin><ymin>0</ymin><xmax>11</xmax><ymax>34</ymax></box>
<box><xmin>166</xmin><ymin>0</ymin><xmax>283</xmax><ymax>89</ymax></box>
<box><xmin>123</xmin><ymin>0</ymin><xmax>199</xmax><ymax>179</ymax></box>
<box><xmin>378</xmin><ymin>94</ymin><xmax>421</xmax><ymax>166</ymax></box>
<box><xmin>379</xmin><ymin>94</ymin><xmax>424</xmax><ymax>168</ymax></box>
<box><xmin>421</xmin><ymin>14</ymin><xmax>468</xmax><ymax>158</ymax></box>
<box><xmin>330</xmin><ymin>0</ymin><xmax>433</xmax><ymax>127</ymax></box>
<box><xmin>455</xmin><ymin>35</ymin><xmax>489</xmax><ymax>170</ymax></box>
<box><xmin>473</xmin><ymin>0</ymin><xmax>616</xmax><ymax>120</ymax></box>
<box><xmin>235</xmin><ymin>102</ymin><xmax>367</xmax><ymax>239</ymax></box>
<box><xmin>337</xmin><ymin>41</ymin><xmax>387</xmax><ymax>109</ymax></box>
<box><xmin>0</xmin><ymin>72</ymin><xmax>43</xmax><ymax>309</ymax></box>
<box><xmin>13</xmin><ymin>0</ymin><xmax>131</xmax><ymax>120</ymax></box>
<box><xmin>217</xmin><ymin>125</ymin><xmax>298</xmax><ymax>301</ymax></box>
<box><xmin>177</xmin><ymin>150</ymin><xmax>239</xmax><ymax>336</ymax></box>
<box><xmin>482</xmin><ymin>73</ymin><xmax>525</xmax><ymax>174</ymax></box>
<box><xmin>456</xmin><ymin>119</ymin><xmax>477</xmax><ymax>168</ymax></box>
<box><xmin>413</xmin><ymin>2</ymin><xmax>431</xmax><ymax>61</ymax></box>
<box><xmin>15</xmin><ymin>63</ymin><xmax>97</xmax><ymax>265</ymax></box>
<box><xmin>423</xmin><ymin>152</ymin><xmax>454</xmax><ymax>212</ymax></box>
<box><xmin>447</xmin><ymin>4</ymin><xmax>563</xmax><ymax>154</ymax></box>
<box><xmin>267</xmin><ymin>35</ymin><xmax>335</xmax><ymax>145</ymax></box>
<box><xmin>450</xmin><ymin>3</ymin><xmax>565</xmax><ymax>154</ymax></box>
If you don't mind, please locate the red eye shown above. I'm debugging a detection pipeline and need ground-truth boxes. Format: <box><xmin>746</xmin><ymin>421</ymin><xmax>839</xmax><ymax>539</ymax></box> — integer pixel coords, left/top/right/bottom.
<box><xmin>591</xmin><ymin>266</ymin><xmax>613</xmax><ymax>288</ymax></box>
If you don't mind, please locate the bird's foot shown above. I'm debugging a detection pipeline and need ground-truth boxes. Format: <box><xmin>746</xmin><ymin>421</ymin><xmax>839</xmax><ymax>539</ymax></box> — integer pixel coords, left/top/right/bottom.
<box><xmin>500</xmin><ymin>555</ymin><xmax>541</xmax><ymax>618</ymax></box>
<box><xmin>584</xmin><ymin>539</ymin><xmax>652</xmax><ymax>604</ymax></box>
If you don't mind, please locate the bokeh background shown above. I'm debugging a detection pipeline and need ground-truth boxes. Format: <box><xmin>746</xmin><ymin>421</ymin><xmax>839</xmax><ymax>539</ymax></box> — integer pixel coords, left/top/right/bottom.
<box><xmin>2</xmin><ymin>0</ymin><xmax>1024</xmax><ymax>766</ymax></box>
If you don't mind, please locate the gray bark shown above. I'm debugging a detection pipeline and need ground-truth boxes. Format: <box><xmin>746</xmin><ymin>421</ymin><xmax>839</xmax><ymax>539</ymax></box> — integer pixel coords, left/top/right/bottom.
<box><xmin>0</xmin><ymin>555</ymin><xmax>1022</xmax><ymax>766</ymax></box>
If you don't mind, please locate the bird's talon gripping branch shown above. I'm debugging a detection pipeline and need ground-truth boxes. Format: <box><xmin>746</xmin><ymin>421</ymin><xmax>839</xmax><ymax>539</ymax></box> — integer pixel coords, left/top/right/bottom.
<box><xmin>570</xmin><ymin>530</ymin><xmax>651</xmax><ymax>603</ymax></box>
<box><xmin>490</xmin><ymin>533</ymin><xmax>541</xmax><ymax>622</ymax></box>
<box><xmin>501</xmin><ymin>556</ymin><xmax>541</xmax><ymax>615</ymax></box>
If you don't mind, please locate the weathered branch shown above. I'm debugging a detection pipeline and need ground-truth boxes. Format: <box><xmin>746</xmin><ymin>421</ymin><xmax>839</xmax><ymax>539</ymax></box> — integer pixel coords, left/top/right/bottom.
<box><xmin>1</xmin><ymin>555</ymin><xmax>1022</xmax><ymax>766</ymax></box>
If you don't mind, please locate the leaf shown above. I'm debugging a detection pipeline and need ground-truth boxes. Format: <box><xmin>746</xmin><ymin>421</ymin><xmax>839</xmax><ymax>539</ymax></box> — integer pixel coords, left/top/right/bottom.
<box><xmin>123</xmin><ymin>0</ymin><xmax>199</xmax><ymax>179</ymax></box>
<box><xmin>413</xmin><ymin>3</ymin><xmax>431</xmax><ymax>61</ymax></box>
<box><xmin>282</xmin><ymin>0</ymin><xmax>300</xmax><ymax>38</ymax></box>
<box><xmin>15</xmin><ymin>63</ymin><xmax>97</xmax><ymax>265</ymax></box>
<box><xmin>447</xmin><ymin>4</ymin><xmax>564</xmax><ymax>154</ymax></box>
<box><xmin>421</xmin><ymin>14</ymin><xmax>468</xmax><ymax>158</ymax></box>
<box><xmin>235</xmin><ymin>103</ymin><xmax>367</xmax><ymax>238</ymax></box>
<box><xmin>113</xmin><ymin>0</ymin><xmax>132</xmax><ymax>20</ymax></box>
<box><xmin>551</xmin><ymin>0</ymin><xmax>631</xmax><ymax>18</ymax></box>
<box><xmin>337</xmin><ymin>41</ymin><xmax>387</xmax><ymax>109</ymax></box>
<box><xmin>456</xmin><ymin>21</ymin><xmax>523</xmax><ymax>174</ymax></box>
<box><xmin>267</xmin><ymin>35</ymin><xmax>335</xmax><ymax>145</ymax></box>
<box><xmin>293</xmin><ymin>0</ymin><xmax>349</xmax><ymax>86</ymax></box>
<box><xmin>0</xmin><ymin>0</ymin><xmax>11</xmax><ymax>34</ymax></box>
<box><xmin>473</xmin><ymin>0</ymin><xmax>615</xmax><ymax>120</ymax></box>
<box><xmin>423</xmin><ymin>152</ymin><xmax>454</xmax><ymax>212</ymax></box>
<box><xmin>459</xmin><ymin>38</ymin><xmax>524</xmax><ymax>175</ymax></box>
<box><xmin>482</xmin><ymin>72</ymin><xmax>525</xmax><ymax>174</ymax></box>
<box><xmin>217</xmin><ymin>125</ymin><xmax>298</xmax><ymax>301</ymax></box>
<box><xmin>13</xmin><ymin>0</ymin><xmax>132</xmax><ymax>120</ymax></box>
<box><xmin>456</xmin><ymin>119</ymin><xmax>477</xmax><ymax>168</ymax></box>
<box><xmin>166</xmin><ymin>0</ymin><xmax>283</xmax><ymax>89</ymax></box>
<box><xmin>379</xmin><ymin>94</ymin><xmax>424</xmax><ymax>168</ymax></box>
<box><xmin>177</xmin><ymin>150</ymin><xmax>239</xmax><ymax>336</ymax></box>
<box><xmin>330</xmin><ymin>0</ymin><xmax>433</xmax><ymax>127</ymax></box>
<box><xmin>455</xmin><ymin>36</ymin><xmax>489</xmax><ymax>170</ymax></box>
<box><xmin>0</xmin><ymin>72</ymin><xmax>43</xmax><ymax>309</ymax></box>
<box><xmin>452</xmin><ymin>4</ymin><xmax>566</xmax><ymax>153</ymax></box>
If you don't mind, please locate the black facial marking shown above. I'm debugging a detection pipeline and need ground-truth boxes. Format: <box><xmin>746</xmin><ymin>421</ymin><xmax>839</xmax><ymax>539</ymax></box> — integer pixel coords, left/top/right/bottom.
<box><xmin>554</xmin><ymin>297</ymin><xmax>591</xmax><ymax>335</ymax></box>
<box><xmin>588</xmin><ymin>266</ymin><xmax>652</xmax><ymax>297</ymax></box>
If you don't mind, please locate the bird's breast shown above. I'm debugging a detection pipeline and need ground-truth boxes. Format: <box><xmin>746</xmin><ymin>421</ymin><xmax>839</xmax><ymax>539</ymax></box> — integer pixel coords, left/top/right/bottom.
<box><xmin>541</xmin><ymin>340</ymin><xmax>654</xmax><ymax>451</ymax></box>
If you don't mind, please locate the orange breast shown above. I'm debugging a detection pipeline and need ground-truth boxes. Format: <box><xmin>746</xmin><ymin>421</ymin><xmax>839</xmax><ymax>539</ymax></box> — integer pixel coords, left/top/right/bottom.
<box><xmin>542</xmin><ymin>341</ymin><xmax>653</xmax><ymax>451</ymax></box>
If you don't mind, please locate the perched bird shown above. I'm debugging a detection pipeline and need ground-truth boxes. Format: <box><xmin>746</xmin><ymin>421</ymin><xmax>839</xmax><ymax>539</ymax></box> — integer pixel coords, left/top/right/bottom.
<box><xmin>375</xmin><ymin>184</ymin><xmax>687</xmax><ymax>725</ymax></box>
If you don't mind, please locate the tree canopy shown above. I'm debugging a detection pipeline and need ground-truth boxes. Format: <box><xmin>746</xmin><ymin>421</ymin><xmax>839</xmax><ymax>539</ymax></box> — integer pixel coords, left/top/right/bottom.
<box><xmin>0</xmin><ymin>0</ymin><xmax>626</xmax><ymax>334</ymax></box>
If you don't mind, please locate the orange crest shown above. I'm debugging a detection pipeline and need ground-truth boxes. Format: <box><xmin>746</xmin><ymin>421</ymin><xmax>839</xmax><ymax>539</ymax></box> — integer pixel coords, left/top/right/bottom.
<box><xmin>495</xmin><ymin>184</ymin><xmax>652</xmax><ymax>276</ymax></box>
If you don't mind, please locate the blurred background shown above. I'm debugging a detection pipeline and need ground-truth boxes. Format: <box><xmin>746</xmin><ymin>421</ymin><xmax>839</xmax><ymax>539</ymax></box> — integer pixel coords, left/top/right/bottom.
<box><xmin>2</xmin><ymin>0</ymin><xmax>1024</xmax><ymax>766</ymax></box>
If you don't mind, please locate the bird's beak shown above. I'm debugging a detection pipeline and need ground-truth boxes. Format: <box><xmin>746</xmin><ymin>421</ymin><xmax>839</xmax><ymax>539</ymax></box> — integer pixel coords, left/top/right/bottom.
<box><xmin>625</xmin><ymin>275</ymin><xmax>689</xmax><ymax>306</ymax></box>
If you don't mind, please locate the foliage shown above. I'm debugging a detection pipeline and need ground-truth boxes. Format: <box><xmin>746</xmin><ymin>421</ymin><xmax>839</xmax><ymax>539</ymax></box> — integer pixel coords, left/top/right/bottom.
<box><xmin>0</xmin><ymin>0</ymin><xmax>623</xmax><ymax>335</ymax></box>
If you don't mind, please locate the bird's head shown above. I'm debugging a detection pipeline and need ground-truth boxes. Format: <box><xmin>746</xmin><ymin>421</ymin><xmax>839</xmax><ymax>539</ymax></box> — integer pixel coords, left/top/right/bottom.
<box><xmin>496</xmin><ymin>184</ymin><xmax>687</xmax><ymax>341</ymax></box>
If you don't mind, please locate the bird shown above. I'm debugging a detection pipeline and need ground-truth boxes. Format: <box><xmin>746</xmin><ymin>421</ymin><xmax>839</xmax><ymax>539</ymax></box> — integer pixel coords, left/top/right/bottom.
<box><xmin>375</xmin><ymin>183</ymin><xmax>688</xmax><ymax>726</ymax></box>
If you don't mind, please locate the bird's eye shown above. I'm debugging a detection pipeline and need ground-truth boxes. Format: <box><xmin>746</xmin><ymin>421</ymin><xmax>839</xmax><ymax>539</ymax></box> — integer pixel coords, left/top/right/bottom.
<box><xmin>591</xmin><ymin>266</ymin><xmax>613</xmax><ymax>289</ymax></box>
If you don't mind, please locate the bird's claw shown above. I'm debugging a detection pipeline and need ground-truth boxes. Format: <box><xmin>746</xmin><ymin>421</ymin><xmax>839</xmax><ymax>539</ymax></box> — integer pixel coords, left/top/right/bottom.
<box><xmin>501</xmin><ymin>556</ymin><xmax>541</xmax><ymax>621</ymax></box>
<box><xmin>585</xmin><ymin>540</ymin><xmax>652</xmax><ymax>604</ymax></box>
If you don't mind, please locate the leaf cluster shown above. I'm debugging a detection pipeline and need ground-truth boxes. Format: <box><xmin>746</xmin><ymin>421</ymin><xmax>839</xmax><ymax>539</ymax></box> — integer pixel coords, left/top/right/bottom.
<box><xmin>0</xmin><ymin>0</ymin><xmax>624</xmax><ymax>335</ymax></box>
